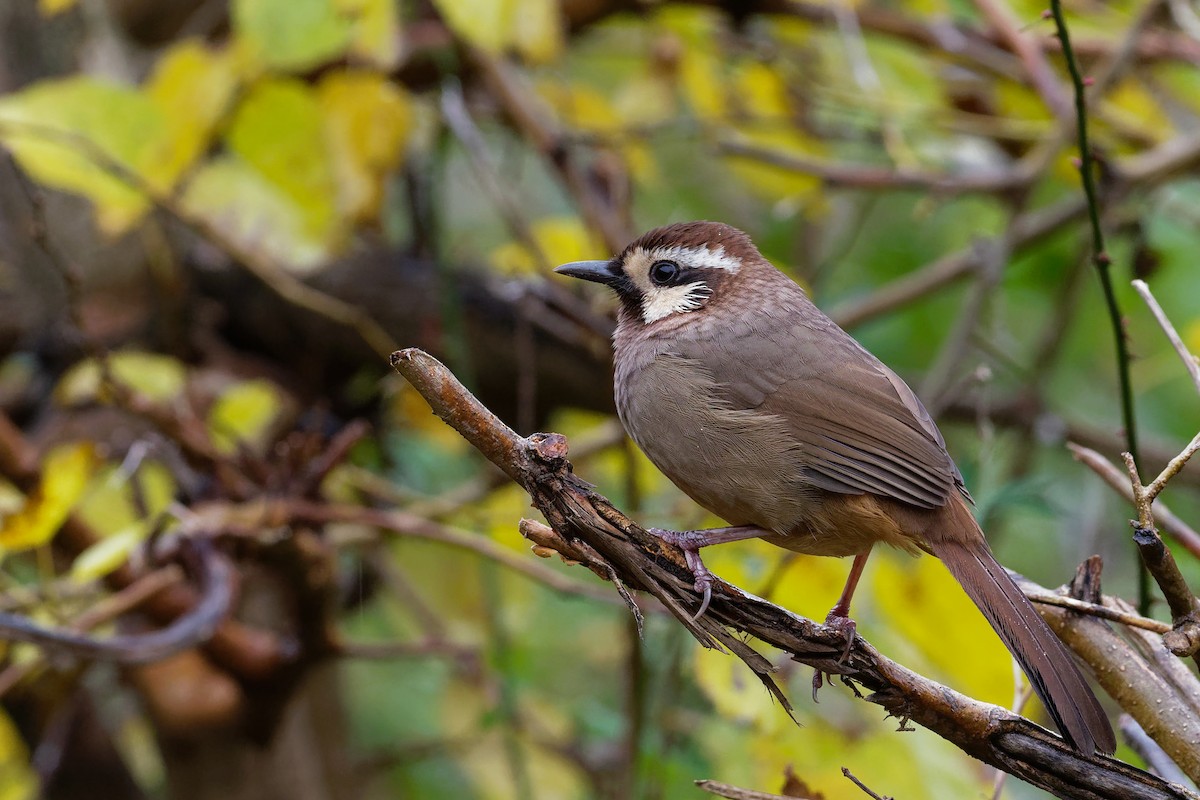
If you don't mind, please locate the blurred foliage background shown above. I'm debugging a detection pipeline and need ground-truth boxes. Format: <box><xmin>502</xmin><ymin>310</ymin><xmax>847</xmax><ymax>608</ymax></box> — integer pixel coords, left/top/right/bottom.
<box><xmin>0</xmin><ymin>0</ymin><xmax>1199</xmax><ymax>798</ymax></box>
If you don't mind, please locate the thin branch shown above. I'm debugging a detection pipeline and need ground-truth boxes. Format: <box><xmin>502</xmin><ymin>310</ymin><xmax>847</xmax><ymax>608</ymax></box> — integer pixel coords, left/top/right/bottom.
<box><xmin>0</xmin><ymin>540</ymin><xmax>232</xmax><ymax>664</ymax></box>
<box><xmin>694</xmin><ymin>780</ymin><xmax>799</xmax><ymax>800</ymax></box>
<box><xmin>391</xmin><ymin>347</ymin><xmax>1196</xmax><ymax>800</ymax></box>
<box><xmin>828</xmin><ymin>128</ymin><xmax>1200</xmax><ymax>329</ymax></box>
<box><xmin>1067</xmin><ymin>442</ymin><xmax>1200</xmax><ymax>558</ymax></box>
<box><xmin>842</xmin><ymin>767</ymin><xmax>893</xmax><ymax>800</ymax></box>
<box><xmin>1119</xmin><ymin>449</ymin><xmax>1200</xmax><ymax>658</ymax></box>
<box><xmin>974</xmin><ymin>0</ymin><xmax>1070</xmax><ymax>121</ymax></box>
<box><xmin>0</xmin><ymin>566</ymin><xmax>183</xmax><ymax>697</ymax></box>
<box><xmin>715</xmin><ymin>138</ymin><xmax>1034</xmax><ymax>194</ymax></box>
<box><xmin>1049</xmin><ymin>0</ymin><xmax>1145</xmax><ymax>612</ymax></box>
<box><xmin>188</xmin><ymin>497</ymin><xmax>627</xmax><ymax>608</ymax></box>
<box><xmin>1023</xmin><ymin>587</ymin><xmax>1170</xmax><ymax>634</ymax></box>
<box><xmin>1133</xmin><ymin>279</ymin><xmax>1200</xmax><ymax>396</ymax></box>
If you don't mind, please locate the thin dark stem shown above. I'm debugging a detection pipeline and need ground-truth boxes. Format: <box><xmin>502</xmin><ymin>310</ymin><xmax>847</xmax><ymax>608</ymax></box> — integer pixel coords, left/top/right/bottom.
<box><xmin>1048</xmin><ymin>0</ymin><xmax>1146</xmax><ymax>613</ymax></box>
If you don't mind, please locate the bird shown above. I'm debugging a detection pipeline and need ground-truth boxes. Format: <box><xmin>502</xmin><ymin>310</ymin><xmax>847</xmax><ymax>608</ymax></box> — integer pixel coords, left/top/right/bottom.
<box><xmin>554</xmin><ymin>220</ymin><xmax>1115</xmax><ymax>756</ymax></box>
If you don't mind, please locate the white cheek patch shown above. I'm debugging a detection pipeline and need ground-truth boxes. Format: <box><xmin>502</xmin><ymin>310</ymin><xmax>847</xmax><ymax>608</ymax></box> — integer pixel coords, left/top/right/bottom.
<box><xmin>641</xmin><ymin>282</ymin><xmax>713</xmax><ymax>324</ymax></box>
<box><xmin>622</xmin><ymin>242</ymin><xmax>735</xmax><ymax>323</ymax></box>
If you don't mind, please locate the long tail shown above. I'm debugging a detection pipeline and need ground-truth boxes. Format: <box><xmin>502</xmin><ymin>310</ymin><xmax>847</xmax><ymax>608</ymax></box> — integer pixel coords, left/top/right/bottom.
<box><xmin>927</xmin><ymin>530</ymin><xmax>1115</xmax><ymax>756</ymax></box>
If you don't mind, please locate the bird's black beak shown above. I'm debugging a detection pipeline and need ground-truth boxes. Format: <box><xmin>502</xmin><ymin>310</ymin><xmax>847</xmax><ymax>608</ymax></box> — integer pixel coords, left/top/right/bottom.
<box><xmin>554</xmin><ymin>260</ymin><xmax>617</xmax><ymax>286</ymax></box>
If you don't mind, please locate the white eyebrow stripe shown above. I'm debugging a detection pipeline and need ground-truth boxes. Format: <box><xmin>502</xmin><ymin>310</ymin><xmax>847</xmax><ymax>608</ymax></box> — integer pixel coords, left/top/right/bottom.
<box><xmin>636</xmin><ymin>244</ymin><xmax>741</xmax><ymax>273</ymax></box>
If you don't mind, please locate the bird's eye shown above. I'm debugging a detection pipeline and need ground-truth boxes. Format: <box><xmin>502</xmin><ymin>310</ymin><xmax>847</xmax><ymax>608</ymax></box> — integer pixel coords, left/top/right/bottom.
<box><xmin>649</xmin><ymin>260</ymin><xmax>679</xmax><ymax>285</ymax></box>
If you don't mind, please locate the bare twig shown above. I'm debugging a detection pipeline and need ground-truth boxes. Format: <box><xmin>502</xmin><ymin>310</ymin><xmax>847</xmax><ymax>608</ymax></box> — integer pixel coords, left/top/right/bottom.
<box><xmin>695</xmin><ymin>779</ymin><xmax>801</xmax><ymax>800</ymax></box>
<box><xmin>187</xmin><ymin>497</ymin><xmax>626</xmax><ymax>608</ymax></box>
<box><xmin>0</xmin><ymin>540</ymin><xmax>232</xmax><ymax>664</ymax></box>
<box><xmin>842</xmin><ymin>767</ymin><xmax>893</xmax><ymax>800</ymax></box>
<box><xmin>391</xmin><ymin>347</ymin><xmax>1195</xmax><ymax>800</ymax></box>
<box><xmin>1023</xmin><ymin>587</ymin><xmax>1170</xmax><ymax>634</ymax></box>
<box><xmin>1133</xmin><ymin>279</ymin><xmax>1200</xmax><ymax>396</ymax></box>
<box><xmin>1021</xmin><ymin>569</ymin><xmax>1200</xmax><ymax>784</ymax></box>
<box><xmin>1067</xmin><ymin>443</ymin><xmax>1200</xmax><ymax>558</ymax></box>
<box><xmin>468</xmin><ymin>47</ymin><xmax>632</xmax><ymax>252</ymax></box>
<box><xmin>716</xmin><ymin>138</ymin><xmax>1034</xmax><ymax>194</ymax></box>
<box><xmin>974</xmin><ymin>0</ymin><xmax>1069</xmax><ymax>121</ymax></box>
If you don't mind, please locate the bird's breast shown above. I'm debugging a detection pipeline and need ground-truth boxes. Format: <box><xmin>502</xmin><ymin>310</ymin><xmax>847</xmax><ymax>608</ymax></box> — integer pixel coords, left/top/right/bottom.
<box><xmin>614</xmin><ymin>342</ymin><xmax>812</xmax><ymax>534</ymax></box>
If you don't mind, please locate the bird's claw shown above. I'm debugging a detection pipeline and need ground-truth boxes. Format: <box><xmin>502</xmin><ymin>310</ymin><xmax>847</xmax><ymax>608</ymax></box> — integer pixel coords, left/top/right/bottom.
<box><xmin>691</xmin><ymin>574</ymin><xmax>713</xmax><ymax>621</ymax></box>
<box><xmin>650</xmin><ymin>527</ymin><xmax>716</xmax><ymax>621</ymax></box>
<box><xmin>824</xmin><ymin>611</ymin><xmax>857</xmax><ymax>664</ymax></box>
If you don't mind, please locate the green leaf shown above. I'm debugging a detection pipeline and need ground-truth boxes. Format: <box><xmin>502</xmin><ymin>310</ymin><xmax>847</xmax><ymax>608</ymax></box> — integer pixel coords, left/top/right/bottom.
<box><xmin>0</xmin><ymin>77</ymin><xmax>164</xmax><ymax>233</ymax></box>
<box><xmin>55</xmin><ymin>351</ymin><xmax>187</xmax><ymax>406</ymax></box>
<box><xmin>182</xmin><ymin>156</ymin><xmax>332</xmax><ymax>271</ymax></box>
<box><xmin>233</xmin><ymin>0</ymin><xmax>353</xmax><ymax>72</ymax></box>
<box><xmin>226</xmin><ymin>78</ymin><xmax>340</xmax><ymax>249</ymax></box>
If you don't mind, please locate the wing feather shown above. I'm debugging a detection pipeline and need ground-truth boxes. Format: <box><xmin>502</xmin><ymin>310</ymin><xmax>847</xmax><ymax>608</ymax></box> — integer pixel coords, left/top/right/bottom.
<box><xmin>672</xmin><ymin>309</ymin><xmax>963</xmax><ymax>510</ymax></box>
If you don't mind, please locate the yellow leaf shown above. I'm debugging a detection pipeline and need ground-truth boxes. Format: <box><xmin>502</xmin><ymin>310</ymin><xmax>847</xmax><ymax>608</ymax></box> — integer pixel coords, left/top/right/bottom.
<box><xmin>732</xmin><ymin>61</ymin><xmax>790</xmax><ymax>119</ymax></box>
<box><xmin>0</xmin><ymin>708</ymin><xmax>37</xmax><ymax>800</ymax></box>
<box><xmin>0</xmin><ymin>77</ymin><xmax>165</xmax><ymax>233</ymax></box>
<box><xmin>430</xmin><ymin>0</ymin><xmax>562</xmax><ymax>63</ymax></box>
<box><xmin>70</xmin><ymin>526</ymin><xmax>145</xmax><ymax>583</ymax></box>
<box><xmin>0</xmin><ymin>443</ymin><xmax>97</xmax><ymax>552</ymax></box>
<box><xmin>678</xmin><ymin>47</ymin><xmax>726</xmax><ymax>122</ymax></box>
<box><xmin>71</xmin><ymin>460</ymin><xmax>175</xmax><ymax>581</ymax></box>
<box><xmin>55</xmin><ymin>351</ymin><xmax>186</xmax><ymax>406</ymax></box>
<box><xmin>338</xmin><ymin>0</ymin><xmax>402</xmax><ymax>68</ymax></box>
<box><xmin>653</xmin><ymin>6</ymin><xmax>725</xmax><ymax>121</ymax></box>
<box><xmin>37</xmin><ymin>0</ymin><xmax>77</xmax><ymax>15</ymax></box>
<box><xmin>144</xmin><ymin>40</ymin><xmax>241</xmax><ymax>192</ymax></box>
<box><xmin>511</xmin><ymin>0</ymin><xmax>564</xmax><ymax>64</ymax></box>
<box><xmin>431</xmin><ymin>0</ymin><xmax>509</xmax><ymax>53</ymax></box>
<box><xmin>1184</xmin><ymin>318</ymin><xmax>1200</xmax><ymax>357</ymax></box>
<box><xmin>1102</xmin><ymin>78</ymin><xmax>1173</xmax><ymax>145</ymax></box>
<box><xmin>317</xmin><ymin>71</ymin><xmax>412</xmax><ymax>223</ymax></box>
<box><xmin>488</xmin><ymin>216</ymin><xmax>602</xmax><ymax>276</ymax></box>
<box><xmin>207</xmin><ymin>379</ymin><xmax>285</xmax><ymax>455</ymax></box>
<box><xmin>872</xmin><ymin>551</ymin><xmax>1014</xmax><ymax>708</ymax></box>
<box><xmin>77</xmin><ymin>461</ymin><xmax>176</xmax><ymax>539</ymax></box>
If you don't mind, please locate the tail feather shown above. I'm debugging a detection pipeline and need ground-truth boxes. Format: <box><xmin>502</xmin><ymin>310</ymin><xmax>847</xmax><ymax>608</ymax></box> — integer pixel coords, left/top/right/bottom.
<box><xmin>929</xmin><ymin>536</ymin><xmax>1115</xmax><ymax>756</ymax></box>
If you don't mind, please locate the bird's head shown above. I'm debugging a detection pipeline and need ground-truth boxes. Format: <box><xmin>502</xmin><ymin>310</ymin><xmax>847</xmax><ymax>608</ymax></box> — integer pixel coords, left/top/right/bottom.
<box><xmin>554</xmin><ymin>221</ymin><xmax>767</xmax><ymax>330</ymax></box>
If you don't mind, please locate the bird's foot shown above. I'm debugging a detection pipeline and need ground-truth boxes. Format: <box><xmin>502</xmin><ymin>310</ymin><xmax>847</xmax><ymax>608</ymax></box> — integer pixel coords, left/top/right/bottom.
<box><xmin>823</xmin><ymin>610</ymin><xmax>857</xmax><ymax>664</ymax></box>
<box><xmin>811</xmin><ymin>670</ymin><xmax>828</xmax><ymax>702</ymax></box>
<box><xmin>650</xmin><ymin>528</ymin><xmax>716</xmax><ymax>620</ymax></box>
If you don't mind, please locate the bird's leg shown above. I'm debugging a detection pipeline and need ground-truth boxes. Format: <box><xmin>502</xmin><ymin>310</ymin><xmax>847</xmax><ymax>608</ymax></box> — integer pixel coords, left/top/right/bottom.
<box><xmin>649</xmin><ymin>525</ymin><xmax>767</xmax><ymax>620</ymax></box>
<box><xmin>825</xmin><ymin>548</ymin><xmax>872</xmax><ymax>663</ymax></box>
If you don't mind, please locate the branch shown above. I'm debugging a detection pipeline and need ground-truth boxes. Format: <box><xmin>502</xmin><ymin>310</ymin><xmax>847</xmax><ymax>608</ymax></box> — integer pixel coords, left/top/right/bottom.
<box><xmin>390</xmin><ymin>347</ymin><xmax>1194</xmax><ymax>800</ymax></box>
<box><xmin>1133</xmin><ymin>279</ymin><xmax>1200</xmax><ymax>398</ymax></box>
<box><xmin>0</xmin><ymin>539</ymin><xmax>233</xmax><ymax>664</ymax></box>
<box><xmin>1068</xmin><ymin>442</ymin><xmax>1200</xmax><ymax>559</ymax></box>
